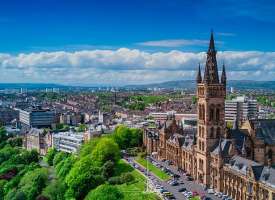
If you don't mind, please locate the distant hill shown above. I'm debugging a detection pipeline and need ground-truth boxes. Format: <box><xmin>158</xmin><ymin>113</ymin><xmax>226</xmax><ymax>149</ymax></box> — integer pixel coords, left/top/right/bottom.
<box><xmin>0</xmin><ymin>83</ymin><xmax>67</xmax><ymax>89</ymax></box>
<box><xmin>125</xmin><ymin>80</ymin><xmax>275</xmax><ymax>90</ymax></box>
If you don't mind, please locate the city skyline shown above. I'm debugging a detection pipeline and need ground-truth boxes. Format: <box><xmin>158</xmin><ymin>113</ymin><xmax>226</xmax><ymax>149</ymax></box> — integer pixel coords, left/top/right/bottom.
<box><xmin>0</xmin><ymin>0</ymin><xmax>274</xmax><ymax>85</ymax></box>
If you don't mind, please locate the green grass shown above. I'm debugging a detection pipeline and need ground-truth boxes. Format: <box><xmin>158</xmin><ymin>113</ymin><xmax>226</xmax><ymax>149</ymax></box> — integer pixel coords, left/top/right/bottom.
<box><xmin>135</xmin><ymin>157</ymin><xmax>170</xmax><ymax>181</ymax></box>
<box><xmin>115</xmin><ymin>160</ymin><xmax>160</xmax><ymax>200</ymax></box>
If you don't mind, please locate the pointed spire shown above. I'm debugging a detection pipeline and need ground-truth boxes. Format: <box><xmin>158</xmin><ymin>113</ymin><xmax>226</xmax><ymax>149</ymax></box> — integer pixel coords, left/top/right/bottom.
<box><xmin>233</xmin><ymin>118</ymin><xmax>238</xmax><ymax>130</ymax></box>
<box><xmin>218</xmin><ymin>137</ymin><xmax>223</xmax><ymax>157</ymax></box>
<box><xmin>208</xmin><ymin>30</ymin><xmax>215</xmax><ymax>52</ymax></box>
<box><xmin>203</xmin><ymin>31</ymin><xmax>219</xmax><ymax>84</ymax></box>
<box><xmin>196</xmin><ymin>63</ymin><xmax>202</xmax><ymax>83</ymax></box>
<box><xmin>221</xmin><ymin>63</ymin><xmax>226</xmax><ymax>85</ymax></box>
<box><xmin>241</xmin><ymin>137</ymin><xmax>246</xmax><ymax>157</ymax></box>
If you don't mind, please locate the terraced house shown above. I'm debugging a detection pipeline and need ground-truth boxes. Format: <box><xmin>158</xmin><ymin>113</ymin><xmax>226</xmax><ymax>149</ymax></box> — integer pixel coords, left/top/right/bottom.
<box><xmin>143</xmin><ymin>32</ymin><xmax>275</xmax><ymax>200</ymax></box>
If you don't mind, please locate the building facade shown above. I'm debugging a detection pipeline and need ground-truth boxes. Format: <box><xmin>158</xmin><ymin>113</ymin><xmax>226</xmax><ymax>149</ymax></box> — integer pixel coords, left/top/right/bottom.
<box><xmin>52</xmin><ymin>131</ymin><xmax>84</xmax><ymax>153</ymax></box>
<box><xmin>19</xmin><ymin>106</ymin><xmax>55</xmax><ymax>128</ymax></box>
<box><xmin>143</xmin><ymin>32</ymin><xmax>275</xmax><ymax>200</ymax></box>
<box><xmin>225</xmin><ymin>96</ymin><xmax>257</xmax><ymax>123</ymax></box>
<box><xmin>25</xmin><ymin>128</ymin><xmax>52</xmax><ymax>155</ymax></box>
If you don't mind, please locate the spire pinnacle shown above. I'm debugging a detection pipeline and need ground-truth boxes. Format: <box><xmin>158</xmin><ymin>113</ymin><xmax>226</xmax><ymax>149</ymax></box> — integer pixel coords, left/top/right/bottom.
<box><xmin>241</xmin><ymin>137</ymin><xmax>246</xmax><ymax>157</ymax></box>
<box><xmin>209</xmin><ymin>30</ymin><xmax>215</xmax><ymax>52</ymax></box>
<box><xmin>218</xmin><ymin>137</ymin><xmax>223</xmax><ymax>157</ymax></box>
<box><xmin>221</xmin><ymin>63</ymin><xmax>226</xmax><ymax>85</ymax></box>
<box><xmin>203</xmin><ymin>31</ymin><xmax>219</xmax><ymax>83</ymax></box>
<box><xmin>196</xmin><ymin>63</ymin><xmax>202</xmax><ymax>83</ymax></box>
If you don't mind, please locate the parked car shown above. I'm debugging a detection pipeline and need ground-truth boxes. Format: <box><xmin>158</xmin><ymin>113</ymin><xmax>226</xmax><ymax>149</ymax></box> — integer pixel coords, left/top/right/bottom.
<box><xmin>207</xmin><ymin>189</ymin><xmax>215</xmax><ymax>194</ymax></box>
<box><xmin>178</xmin><ymin>187</ymin><xmax>186</xmax><ymax>192</ymax></box>
<box><xmin>170</xmin><ymin>181</ymin><xmax>179</xmax><ymax>186</ymax></box>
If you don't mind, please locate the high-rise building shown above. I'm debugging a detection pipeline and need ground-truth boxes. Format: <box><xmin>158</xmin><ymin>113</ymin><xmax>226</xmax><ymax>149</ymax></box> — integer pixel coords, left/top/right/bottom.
<box><xmin>225</xmin><ymin>96</ymin><xmax>257</xmax><ymax>123</ymax></box>
<box><xmin>19</xmin><ymin>106</ymin><xmax>55</xmax><ymax>128</ymax></box>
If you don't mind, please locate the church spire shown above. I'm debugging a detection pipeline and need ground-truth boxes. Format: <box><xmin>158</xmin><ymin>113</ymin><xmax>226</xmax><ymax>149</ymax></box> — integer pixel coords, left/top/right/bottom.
<box><xmin>221</xmin><ymin>63</ymin><xmax>226</xmax><ymax>85</ymax></box>
<box><xmin>203</xmin><ymin>31</ymin><xmax>219</xmax><ymax>84</ymax></box>
<box><xmin>196</xmin><ymin>63</ymin><xmax>202</xmax><ymax>83</ymax></box>
<box><xmin>209</xmin><ymin>30</ymin><xmax>215</xmax><ymax>52</ymax></box>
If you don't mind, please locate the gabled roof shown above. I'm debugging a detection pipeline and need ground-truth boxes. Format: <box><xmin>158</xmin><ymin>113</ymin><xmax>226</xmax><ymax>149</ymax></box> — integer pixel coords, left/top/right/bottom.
<box><xmin>227</xmin><ymin>155</ymin><xmax>263</xmax><ymax>179</ymax></box>
<box><xmin>211</xmin><ymin>139</ymin><xmax>232</xmax><ymax>157</ymax></box>
<box><xmin>249</xmin><ymin>119</ymin><xmax>275</xmax><ymax>145</ymax></box>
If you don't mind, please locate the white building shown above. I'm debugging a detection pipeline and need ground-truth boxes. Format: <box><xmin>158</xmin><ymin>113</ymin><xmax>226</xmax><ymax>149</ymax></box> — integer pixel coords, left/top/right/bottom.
<box><xmin>52</xmin><ymin>131</ymin><xmax>84</xmax><ymax>153</ymax></box>
<box><xmin>225</xmin><ymin>96</ymin><xmax>257</xmax><ymax>123</ymax></box>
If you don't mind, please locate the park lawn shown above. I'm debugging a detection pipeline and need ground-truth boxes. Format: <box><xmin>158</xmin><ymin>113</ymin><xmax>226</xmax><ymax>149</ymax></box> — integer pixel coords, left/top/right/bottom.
<box><xmin>135</xmin><ymin>157</ymin><xmax>170</xmax><ymax>181</ymax></box>
<box><xmin>115</xmin><ymin>160</ymin><xmax>160</xmax><ymax>200</ymax></box>
<box><xmin>190</xmin><ymin>197</ymin><xmax>200</xmax><ymax>200</ymax></box>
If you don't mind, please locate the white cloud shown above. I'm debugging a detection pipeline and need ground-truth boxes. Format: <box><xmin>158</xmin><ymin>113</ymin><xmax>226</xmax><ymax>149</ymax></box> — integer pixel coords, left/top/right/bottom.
<box><xmin>0</xmin><ymin>48</ymin><xmax>275</xmax><ymax>85</ymax></box>
<box><xmin>136</xmin><ymin>39</ymin><xmax>211</xmax><ymax>47</ymax></box>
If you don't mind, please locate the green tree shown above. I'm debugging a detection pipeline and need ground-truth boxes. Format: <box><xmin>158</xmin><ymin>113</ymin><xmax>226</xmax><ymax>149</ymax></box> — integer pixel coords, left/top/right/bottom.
<box><xmin>53</xmin><ymin>152</ymin><xmax>67</xmax><ymax>167</ymax></box>
<box><xmin>45</xmin><ymin>148</ymin><xmax>57</xmax><ymax>166</ymax></box>
<box><xmin>84</xmin><ymin>185</ymin><xmax>123</xmax><ymax>200</ymax></box>
<box><xmin>101</xmin><ymin>161</ymin><xmax>115</xmax><ymax>179</ymax></box>
<box><xmin>129</xmin><ymin>128</ymin><xmax>143</xmax><ymax>147</ymax></box>
<box><xmin>65</xmin><ymin>156</ymin><xmax>104</xmax><ymax>199</ymax></box>
<box><xmin>91</xmin><ymin>138</ymin><xmax>120</xmax><ymax>166</ymax></box>
<box><xmin>55</xmin><ymin>155</ymin><xmax>76</xmax><ymax>180</ymax></box>
<box><xmin>42</xmin><ymin>180</ymin><xmax>66</xmax><ymax>200</ymax></box>
<box><xmin>17</xmin><ymin>168</ymin><xmax>48</xmax><ymax>200</ymax></box>
<box><xmin>79</xmin><ymin>138</ymin><xmax>100</xmax><ymax>158</ymax></box>
<box><xmin>0</xmin><ymin>180</ymin><xmax>7</xmax><ymax>200</ymax></box>
<box><xmin>77</xmin><ymin>124</ymin><xmax>88</xmax><ymax>132</ymax></box>
<box><xmin>6</xmin><ymin>137</ymin><xmax>23</xmax><ymax>147</ymax></box>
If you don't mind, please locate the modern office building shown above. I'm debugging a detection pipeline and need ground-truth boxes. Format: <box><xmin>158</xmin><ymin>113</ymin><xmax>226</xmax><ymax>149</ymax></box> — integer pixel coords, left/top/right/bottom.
<box><xmin>19</xmin><ymin>106</ymin><xmax>55</xmax><ymax>128</ymax></box>
<box><xmin>52</xmin><ymin>131</ymin><xmax>84</xmax><ymax>153</ymax></box>
<box><xmin>225</xmin><ymin>96</ymin><xmax>257</xmax><ymax>123</ymax></box>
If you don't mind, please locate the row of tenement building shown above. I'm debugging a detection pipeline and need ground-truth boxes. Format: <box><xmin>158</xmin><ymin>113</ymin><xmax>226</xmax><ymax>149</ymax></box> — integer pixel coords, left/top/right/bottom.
<box><xmin>143</xmin><ymin>33</ymin><xmax>275</xmax><ymax>200</ymax></box>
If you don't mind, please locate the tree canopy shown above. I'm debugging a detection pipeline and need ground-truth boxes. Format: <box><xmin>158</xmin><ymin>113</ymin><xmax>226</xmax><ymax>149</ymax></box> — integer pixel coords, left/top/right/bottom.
<box><xmin>84</xmin><ymin>184</ymin><xmax>123</xmax><ymax>200</ymax></box>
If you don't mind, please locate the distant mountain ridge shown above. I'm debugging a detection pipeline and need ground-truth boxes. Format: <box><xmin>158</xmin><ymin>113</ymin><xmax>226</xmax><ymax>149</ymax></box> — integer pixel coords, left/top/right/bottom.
<box><xmin>125</xmin><ymin>80</ymin><xmax>275</xmax><ymax>90</ymax></box>
<box><xmin>0</xmin><ymin>83</ymin><xmax>67</xmax><ymax>89</ymax></box>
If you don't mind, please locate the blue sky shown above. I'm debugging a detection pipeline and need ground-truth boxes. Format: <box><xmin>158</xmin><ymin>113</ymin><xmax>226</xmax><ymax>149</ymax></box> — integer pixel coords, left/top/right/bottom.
<box><xmin>0</xmin><ymin>0</ymin><xmax>275</xmax><ymax>85</ymax></box>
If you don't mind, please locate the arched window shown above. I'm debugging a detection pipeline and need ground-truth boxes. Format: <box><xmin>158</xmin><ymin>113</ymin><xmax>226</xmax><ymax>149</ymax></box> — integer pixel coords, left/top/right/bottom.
<box><xmin>210</xmin><ymin>127</ymin><xmax>214</xmax><ymax>138</ymax></box>
<box><xmin>268</xmin><ymin>149</ymin><xmax>273</xmax><ymax>159</ymax></box>
<box><xmin>216</xmin><ymin>108</ymin><xmax>220</xmax><ymax>121</ymax></box>
<box><xmin>217</xmin><ymin>127</ymin><xmax>221</xmax><ymax>138</ymax></box>
<box><xmin>202</xmin><ymin>105</ymin><xmax>205</xmax><ymax>121</ymax></box>
<box><xmin>209</xmin><ymin>105</ymin><xmax>214</xmax><ymax>121</ymax></box>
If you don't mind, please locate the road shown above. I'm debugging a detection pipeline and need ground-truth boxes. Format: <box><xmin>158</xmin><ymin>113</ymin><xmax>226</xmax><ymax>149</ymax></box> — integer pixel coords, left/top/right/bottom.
<box><xmin>150</xmin><ymin>157</ymin><xmax>222</xmax><ymax>200</ymax></box>
<box><xmin>124</xmin><ymin>155</ymin><xmax>223</xmax><ymax>200</ymax></box>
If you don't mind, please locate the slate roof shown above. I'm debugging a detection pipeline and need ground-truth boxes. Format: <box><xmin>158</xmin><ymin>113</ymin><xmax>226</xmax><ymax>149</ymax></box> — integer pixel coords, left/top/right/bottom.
<box><xmin>227</xmin><ymin>155</ymin><xmax>263</xmax><ymax>177</ymax></box>
<box><xmin>250</xmin><ymin>119</ymin><xmax>275</xmax><ymax>145</ymax></box>
<box><xmin>229</xmin><ymin>128</ymin><xmax>247</xmax><ymax>153</ymax></box>
<box><xmin>259</xmin><ymin>166</ymin><xmax>275</xmax><ymax>188</ymax></box>
<box><xmin>168</xmin><ymin>133</ymin><xmax>185</xmax><ymax>147</ymax></box>
<box><xmin>28</xmin><ymin>128</ymin><xmax>44</xmax><ymax>136</ymax></box>
<box><xmin>212</xmin><ymin>139</ymin><xmax>232</xmax><ymax>157</ymax></box>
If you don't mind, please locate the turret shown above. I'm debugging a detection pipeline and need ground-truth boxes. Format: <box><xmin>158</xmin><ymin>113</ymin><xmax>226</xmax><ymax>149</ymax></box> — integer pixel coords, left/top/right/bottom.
<box><xmin>196</xmin><ymin>63</ymin><xmax>202</xmax><ymax>83</ymax></box>
<box><xmin>221</xmin><ymin>63</ymin><xmax>226</xmax><ymax>86</ymax></box>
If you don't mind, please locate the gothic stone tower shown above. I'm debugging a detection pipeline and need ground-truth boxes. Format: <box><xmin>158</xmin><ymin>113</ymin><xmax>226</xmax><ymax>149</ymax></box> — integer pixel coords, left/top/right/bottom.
<box><xmin>196</xmin><ymin>32</ymin><xmax>226</xmax><ymax>186</ymax></box>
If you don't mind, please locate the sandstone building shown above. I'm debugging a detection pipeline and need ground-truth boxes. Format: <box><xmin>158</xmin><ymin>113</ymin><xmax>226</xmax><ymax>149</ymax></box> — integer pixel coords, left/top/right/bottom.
<box><xmin>143</xmin><ymin>32</ymin><xmax>275</xmax><ymax>200</ymax></box>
